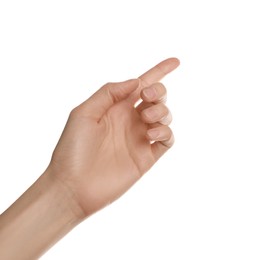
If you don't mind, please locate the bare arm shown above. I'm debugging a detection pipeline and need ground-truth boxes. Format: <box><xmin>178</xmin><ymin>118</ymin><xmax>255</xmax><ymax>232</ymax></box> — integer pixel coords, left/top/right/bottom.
<box><xmin>0</xmin><ymin>58</ymin><xmax>180</xmax><ymax>259</ymax></box>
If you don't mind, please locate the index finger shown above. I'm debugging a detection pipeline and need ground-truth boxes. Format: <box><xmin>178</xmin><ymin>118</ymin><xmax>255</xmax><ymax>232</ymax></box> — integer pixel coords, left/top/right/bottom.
<box><xmin>139</xmin><ymin>57</ymin><xmax>180</xmax><ymax>87</ymax></box>
<box><xmin>130</xmin><ymin>58</ymin><xmax>180</xmax><ymax>104</ymax></box>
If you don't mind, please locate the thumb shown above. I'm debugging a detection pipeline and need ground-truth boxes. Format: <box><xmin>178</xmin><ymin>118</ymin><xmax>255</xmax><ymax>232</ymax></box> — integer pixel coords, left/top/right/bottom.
<box><xmin>81</xmin><ymin>79</ymin><xmax>140</xmax><ymax>119</ymax></box>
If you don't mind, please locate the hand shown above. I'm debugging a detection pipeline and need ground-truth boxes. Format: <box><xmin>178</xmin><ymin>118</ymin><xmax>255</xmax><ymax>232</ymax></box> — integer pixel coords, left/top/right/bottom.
<box><xmin>0</xmin><ymin>58</ymin><xmax>179</xmax><ymax>260</ymax></box>
<box><xmin>48</xmin><ymin>58</ymin><xmax>180</xmax><ymax>217</ymax></box>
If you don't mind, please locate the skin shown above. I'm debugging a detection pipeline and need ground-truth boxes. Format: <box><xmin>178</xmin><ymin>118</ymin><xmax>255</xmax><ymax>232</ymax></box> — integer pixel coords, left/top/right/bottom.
<box><xmin>0</xmin><ymin>58</ymin><xmax>180</xmax><ymax>259</ymax></box>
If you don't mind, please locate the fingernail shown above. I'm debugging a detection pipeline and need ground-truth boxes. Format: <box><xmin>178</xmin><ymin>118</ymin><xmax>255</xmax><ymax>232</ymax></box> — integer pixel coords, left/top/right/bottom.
<box><xmin>143</xmin><ymin>87</ymin><xmax>156</xmax><ymax>99</ymax></box>
<box><xmin>147</xmin><ymin>129</ymin><xmax>160</xmax><ymax>140</ymax></box>
<box><xmin>144</xmin><ymin>108</ymin><xmax>157</xmax><ymax>120</ymax></box>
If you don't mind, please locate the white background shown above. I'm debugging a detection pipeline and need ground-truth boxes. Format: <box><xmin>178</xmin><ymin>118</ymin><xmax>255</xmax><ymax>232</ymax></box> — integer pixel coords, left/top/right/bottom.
<box><xmin>0</xmin><ymin>0</ymin><xmax>258</xmax><ymax>259</ymax></box>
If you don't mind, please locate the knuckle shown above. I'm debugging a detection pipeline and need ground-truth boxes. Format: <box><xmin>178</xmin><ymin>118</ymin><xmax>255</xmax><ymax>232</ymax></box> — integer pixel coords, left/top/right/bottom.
<box><xmin>164</xmin><ymin>104</ymin><xmax>169</xmax><ymax>113</ymax></box>
<box><xmin>159</xmin><ymin>103</ymin><xmax>169</xmax><ymax>115</ymax></box>
<box><xmin>154</xmin><ymin>82</ymin><xmax>166</xmax><ymax>94</ymax></box>
<box><xmin>169</xmin><ymin>129</ymin><xmax>175</xmax><ymax>146</ymax></box>
<box><xmin>160</xmin><ymin>114</ymin><xmax>172</xmax><ymax>125</ymax></box>
<box><xmin>169</xmin><ymin>135</ymin><xmax>175</xmax><ymax>147</ymax></box>
<box><xmin>104</xmin><ymin>82</ymin><xmax>114</xmax><ymax>87</ymax></box>
<box><xmin>160</xmin><ymin>127</ymin><xmax>174</xmax><ymax>147</ymax></box>
<box><xmin>167</xmin><ymin>127</ymin><xmax>173</xmax><ymax>137</ymax></box>
<box><xmin>70</xmin><ymin>106</ymin><xmax>80</xmax><ymax>117</ymax></box>
<box><xmin>103</xmin><ymin>82</ymin><xmax>116</xmax><ymax>92</ymax></box>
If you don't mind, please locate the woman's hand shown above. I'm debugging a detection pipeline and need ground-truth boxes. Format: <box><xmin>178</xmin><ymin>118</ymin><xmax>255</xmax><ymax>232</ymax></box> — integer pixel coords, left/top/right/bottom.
<box><xmin>48</xmin><ymin>58</ymin><xmax>180</xmax><ymax>217</ymax></box>
<box><xmin>0</xmin><ymin>58</ymin><xmax>179</xmax><ymax>259</ymax></box>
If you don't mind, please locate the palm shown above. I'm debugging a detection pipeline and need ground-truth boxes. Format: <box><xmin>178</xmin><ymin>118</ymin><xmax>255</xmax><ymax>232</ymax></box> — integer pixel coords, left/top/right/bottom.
<box><xmin>104</xmin><ymin>99</ymin><xmax>154</xmax><ymax>171</ymax></box>
<box><xmin>70</xmin><ymin>101</ymin><xmax>155</xmax><ymax>214</ymax></box>
<box><xmin>50</xmin><ymin>58</ymin><xmax>179</xmax><ymax>216</ymax></box>
<box><xmin>101</xmin><ymin>100</ymin><xmax>155</xmax><ymax>177</ymax></box>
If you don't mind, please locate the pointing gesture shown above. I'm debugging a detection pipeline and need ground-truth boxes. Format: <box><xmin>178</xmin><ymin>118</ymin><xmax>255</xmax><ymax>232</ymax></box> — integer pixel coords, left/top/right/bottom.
<box><xmin>50</xmin><ymin>58</ymin><xmax>180</xmax><ymax>216</ymax></box>
<box><xmin>0</xmin><ymin>58</ymin><xmax>180</xmax><ymax>260</ymax></box>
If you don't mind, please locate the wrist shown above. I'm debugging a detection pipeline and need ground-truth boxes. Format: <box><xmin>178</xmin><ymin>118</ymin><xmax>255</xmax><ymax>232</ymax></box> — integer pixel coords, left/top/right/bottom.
<box><xmin>43</xmin><ymin>167</ymin><xmax>86</xmax><ymax>222</ymax></box>
<box><xmin>0</xmin><ymin>169</ymin><xmax>84</xmax><ymax>259</ymax></box>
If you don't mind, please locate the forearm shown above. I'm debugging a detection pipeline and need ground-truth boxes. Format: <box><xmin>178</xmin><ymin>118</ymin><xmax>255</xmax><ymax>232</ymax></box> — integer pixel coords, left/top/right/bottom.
<box><xmin>0</xmin><ymin>169</ymin><xmax>84</xmax><ymax>260</ymax></box>
<box><xmin>0</xmin><ymin>58</ymin><xmax>179</xmax><ymax>259</ymax></box>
